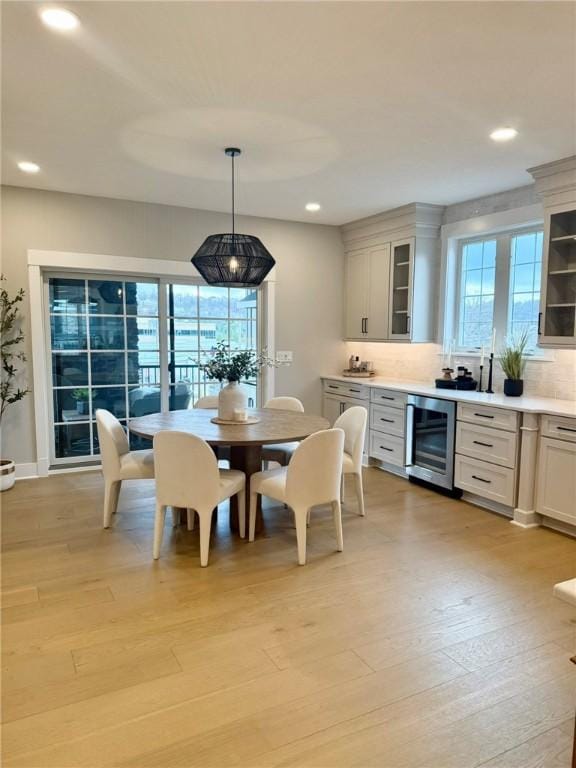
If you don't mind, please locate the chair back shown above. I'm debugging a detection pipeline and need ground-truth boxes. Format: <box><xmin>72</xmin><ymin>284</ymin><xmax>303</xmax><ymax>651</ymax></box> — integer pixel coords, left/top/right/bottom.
<box><xmin>153</xmin><ymin>431</ymin><xmax>220</xmax><ymax>509</ymax></box>
<box><xmin>286</xmin><ymin>428</ymin><xmax>344</xmax><ymax>509</ymax></box>
<box><xmin>96</xmin><ymin>409</ymin><xmax>129</xmax><ymax>478</ymax></box>
<box><xmin>334</xmin><ymin>406</ymin><xmax>367</xmax><ymax>470</ymax></box>
<box><xmin>194</xmin><ymin>396</ymin><xmax>218</xmax><ymax>409</ymax></box>
<box><xmin>264</xmin><ymin>396</ymin><xmax>304</xmax><ymax>412</ymax></box>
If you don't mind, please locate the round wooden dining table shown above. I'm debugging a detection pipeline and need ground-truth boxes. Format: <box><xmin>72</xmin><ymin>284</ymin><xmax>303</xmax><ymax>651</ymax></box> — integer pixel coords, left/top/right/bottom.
<box><xmin>128</xmin><ymin>408</ymin><xmax>329</xmax><ymax>534</ymax></box>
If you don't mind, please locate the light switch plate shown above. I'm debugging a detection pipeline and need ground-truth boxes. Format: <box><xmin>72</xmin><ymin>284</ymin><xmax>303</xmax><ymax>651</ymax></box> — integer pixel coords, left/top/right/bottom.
<box><xmin>276</xmin><ymin>350</ymin><xmax>293</xmax><ymax>363</ymax></box>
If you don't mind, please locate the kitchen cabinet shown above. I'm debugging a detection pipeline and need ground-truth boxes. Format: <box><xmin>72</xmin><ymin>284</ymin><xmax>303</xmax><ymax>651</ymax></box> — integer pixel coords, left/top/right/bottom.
<box><xmin>536</xmin><ymin>433</ymin><xmax>576</xmax><ymax>526</ymax></box>
<box><xmin>539</xmin><ymin>206</ymin><xmax>576</xmax><ymax>345</ymax></box>
<box><xmin>345</xmin><ymin>244</ymin><xmax>390</xmax><ymax>340</ymax></box>
<box><xmin>342</xmin><ymin>204</ymin><xmax>443</xmax><ymax>343</ymax></box>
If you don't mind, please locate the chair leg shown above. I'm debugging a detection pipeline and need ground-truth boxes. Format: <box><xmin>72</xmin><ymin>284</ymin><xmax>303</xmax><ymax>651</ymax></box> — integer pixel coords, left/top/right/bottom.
<box><xmin>294</xmin><ymin>507</ymin><xmax>308</xmax><ymax>565</ymax></box>
<box><xmin>332</xmin><ymin>500</ymin><xmax>344</xmax><ymax>552</ymax></box>
<box><xmin>306</xmin><ymin>509</ymin><xmax>311</xmax><ymax>527</ymax></box>
<box><xmin>153</xmin><ymin>503</ymin><xmax>166</xmax><ymax>559</ymax></box>
<box><xmin>171</xmin><ymin>508</ymin><xmax>180</xmax><ymax>527</ymax></box>
<box><xmin>103</xmin><ymin>480</ymin><xmax>121</xmax><ymax>528</ymax></box>
<box><xmin>237</xmin><ymin>488</ymin><xmax>246</xmax><ymax>539</ymax></box>
<box><xmin>187</xmin><ymin>509</ymin><xmax>195</xmax><ymax>531</ymax></box>
<box><xmin>198</xmin><ymin>508</ymin><xmax>213</xmax><ymax>567</ymax></box>
<box><xmin>249</xmin><ymin>492</ymin><xmax>259</xmax><ymax>542</ymax></box>
<box><xmin>354</xmin><ymin>472</ymin><xmax>365</xmax><ymax>516</ymax></box>
<box><xmin>341</xmin><ymin>474</ymin><xmax>345</xmax><ymax>503</ymax></box>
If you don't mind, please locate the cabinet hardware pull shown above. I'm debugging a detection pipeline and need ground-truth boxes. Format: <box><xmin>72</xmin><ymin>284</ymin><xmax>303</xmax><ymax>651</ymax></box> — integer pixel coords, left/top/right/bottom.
<box><xmin>557</xmin><ymin>426</ymin><xmax>576</xmax><ymax>433</ymax></box>
<box><xmin>537</xmin><ymin>311</ymin><xmax>542</xmax><ymax>336</ymax></box>
<box><xmin>365</xmin><ymin>317</ymin><xmax>369</xmax><ymax>334</ymax></box>
<box><xmin>328</xmin><ymin>385</ymin><xmax>338</xmax><ymax>389</ymax></box>
<box><xmin>339</xmin><ymin>402</ymin><xmax>345</xmax><ymax>414</ymax></box>
<box><xmin>350</xmin><ymin>389</ymin><xmax>361</xmax><ymax>393</ymax></box>
<box><xmin>406</xmin><ymin>315</ymin><xmax>411</xmax><ymax>335</ymax></box>
<box><xmin>474</xmin><ymin>413</ymin><xmax>494</xmax><ymax>419</ymax></box>
<box><xmin>471</xmin><ymin>475</ymin><xmax>491</xmax><ymax>484</ymax></box>
<box><xmin>380</xmin><ymin>396</ymin><xmax>395</xmax><ymax>400</ymax></box>
<box><xmin>380</xmin><ymin>418</ymin><xmax>394</xmax><ymax>423</ymax></box>
<box><xmin>473</xmin><ymin>440</ymin><xmax>494</xmax><ymax>448</ymax></box>
<box><xmin>380</xmin><ymin>446</ymin><xmax>393</xmax><ymax>452</ymax></box>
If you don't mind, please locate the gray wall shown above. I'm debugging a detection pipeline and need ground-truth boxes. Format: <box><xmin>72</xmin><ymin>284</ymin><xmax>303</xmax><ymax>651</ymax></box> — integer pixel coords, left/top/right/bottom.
<box><xmin>1</xmin><ymin>186</ymin><xmax>345</xmax><ymax>466</ymax></box>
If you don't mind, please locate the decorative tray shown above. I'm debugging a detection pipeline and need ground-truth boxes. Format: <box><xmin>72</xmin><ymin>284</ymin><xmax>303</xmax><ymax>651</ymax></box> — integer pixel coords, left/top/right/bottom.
<box><xmin>210</xmin><ymin>416</ymin><xmax>260</xmax><ymax>425</ymax></box>
<box><xmin>341</xmin><ymin>370</ymin><xmax>375</xmax><ymax>378</ymax></box>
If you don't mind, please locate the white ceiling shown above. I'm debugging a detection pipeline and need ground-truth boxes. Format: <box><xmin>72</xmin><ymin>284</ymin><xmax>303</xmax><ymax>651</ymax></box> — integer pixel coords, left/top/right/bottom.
<box><xmin>2</xmin><ymin>1</ymin><xmax>575</xmax><ymax>225</ymax></box>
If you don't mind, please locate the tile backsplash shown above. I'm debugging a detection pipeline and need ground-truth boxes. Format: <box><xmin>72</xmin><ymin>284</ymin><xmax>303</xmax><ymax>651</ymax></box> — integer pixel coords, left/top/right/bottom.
<box><xmin>345</xmin><ymin>342</ymin><xmax>576</xmax><ymax>401</ymax></box>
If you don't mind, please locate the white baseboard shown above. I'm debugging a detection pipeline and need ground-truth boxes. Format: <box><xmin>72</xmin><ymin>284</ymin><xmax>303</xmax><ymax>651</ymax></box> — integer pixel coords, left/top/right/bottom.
<box><xmin>15</xmin><ymin>462</ymin><xmax>39</xmax><ymax>480</ymax></box>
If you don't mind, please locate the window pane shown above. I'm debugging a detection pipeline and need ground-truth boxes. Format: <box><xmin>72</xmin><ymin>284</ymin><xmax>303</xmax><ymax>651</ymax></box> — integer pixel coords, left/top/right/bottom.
<box><xmin>91</xmin><ymin>352</ymin><xmax>126</xmax><ymax>385</ymax></box>
<box><xmin>229</xmin><ymin>320</ymin><xmax>251</xmax><ymax>350</ymax></box>
<box><xmin>53</xmin><ymin>388</ymin><xmax>89</xmax><ymax>423</ymax></box>
<box><xmin>127</xmin><ymin>317</ymin><xmax>158</xmax><ymax>350</ymax></box>
<box><xmin>168</xmin><ymin>382</ymin><xmax>193</xmax><ymax>411</ymax></box>
<box><xmin>49</xmin><ymin>278</ymin><xmax>86</xmax><ymax>314</ymax></box>
<box><xmin>54</xmin><ymin>423</ymin><xmax>92</xmax><ymax>458</ymax></box>
<box><xmin>481</xmin><ymin>268</ymin><xmax>495</xmax><ymax>295</ymax></box>
<box><xmin>169</xmin><ymin>284</ymin><xmax>198</xmax><ymax>318</ymax></box>
<box><xmin>464</xmin><ymin>269</ymin><xmax>482</xmax><ymax>296</ymax></box>
<box><xmin>463</xmin><ymin>242</ymin><xmax>482</xmax><ymax>271</ymax></box>
<box><xmin>512</xmin><ymin>262</ymin><xmax>535</xmax><ymax>293</ymax></box>
<box><xmin>52</xmin><ymin>352</ymin><xmax>89</xmax><ymax>387</ymax></box>
<box><xmin>508</xmin><ymin>231</ymin><xmax>543</xmax><ymax>351</ymax></box>
<box><xmin>128</xmin><ymin>385</ymin><xmax>161</xmax><ymax>417</ymax></box>
<box><xmin>200</xmin><ymin>320</ymin><xmax>228</xmax><ymax>350</ymax></box>
<box><xmin>482</xmin><ymin>240</ymin><xmax>496</xmax><ymax>268</ymax></box>
<box><xmin>458</xmin><ymin>238</ymin><xmax>498</xmax><ymax>348</ymax></box>
<box><xmin>128</xmin><ymin>351</ymin><xmax>160</xmax><ymax>385</ymax></box>
<box><xmin>89</xmin><ymin>316</ymin><xmax>125</xmax><ymax>350</ymax></box>
<box><xmin>88</xmin><ymin>280</ymin><xmax>124</xmax><ymax>315</ymax></box>
<box><xmin>92</xmin><ymin>387</ymin><xmax>127</xmax><ymax>419</ymax></box>
<box><xmin>51</xmin><ymin>315</ymin><xmax>87</xmax><ymax>350</ymax></box>
<box><xmin>125</xmin><ymin>282</ymin><xmax>158</xmax><ymax>316</ymax></box>
<box><xmin>230</xmin><ymin>288</ymin><xmax>257</xmax><ymax>319</ymax></box>
<box><xmin>512</xmin><ymin>234</ymin><xmax>536</xmax><ymax>265</ymax></box>
<box><xmin>199</xmin><ymin>286</ymin><xmax>228</xmax><ymax>318</ymax></box>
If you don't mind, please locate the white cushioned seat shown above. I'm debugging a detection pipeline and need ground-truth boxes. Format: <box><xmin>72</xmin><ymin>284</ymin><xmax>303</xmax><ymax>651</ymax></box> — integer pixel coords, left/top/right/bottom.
<box><xmin>119</xmin><ymin>449</ymin><xmax>155</xmax><ymax>480</ymax></box>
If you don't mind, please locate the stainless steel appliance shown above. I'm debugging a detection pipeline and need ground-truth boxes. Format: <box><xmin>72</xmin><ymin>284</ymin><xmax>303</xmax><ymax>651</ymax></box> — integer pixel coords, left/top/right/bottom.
<box><xmin>406</xmin><ymin>395</ymin><xmax>457</xmax><ymax>491</ymax></box>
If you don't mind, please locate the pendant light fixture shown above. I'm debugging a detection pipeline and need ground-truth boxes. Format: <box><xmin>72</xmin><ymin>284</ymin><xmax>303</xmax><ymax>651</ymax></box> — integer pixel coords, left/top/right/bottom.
<box><xmin>191</xmin><ymin>147</ymin><xmax>276</xmax><ymax>287</ymax></box>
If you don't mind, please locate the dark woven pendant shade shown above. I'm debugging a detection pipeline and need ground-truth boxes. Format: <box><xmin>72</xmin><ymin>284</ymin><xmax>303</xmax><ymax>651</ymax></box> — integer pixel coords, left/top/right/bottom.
<box><xmin>191</xmin><ymin>147</ymin><xmax>275</xmax><ymax>287</ymax></box>
<box><xmin>192</xmin><ymin>232</ymin><xmax>275</xmax><ymax>288</ymax></box>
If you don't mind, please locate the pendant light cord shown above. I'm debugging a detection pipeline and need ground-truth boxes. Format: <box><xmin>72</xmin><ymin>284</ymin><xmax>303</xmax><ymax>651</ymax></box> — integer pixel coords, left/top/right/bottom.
<box><xmin>231</xmin><ymin>151</ymin><xmax>235</xmax><ymax>239</ymax></box>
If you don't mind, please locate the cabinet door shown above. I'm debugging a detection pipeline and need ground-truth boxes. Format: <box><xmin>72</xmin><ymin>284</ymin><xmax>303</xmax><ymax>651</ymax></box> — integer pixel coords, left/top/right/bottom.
<box><xmin>345</xmin><ymin>249</ymin><xmax>369</xmax><ymax>339</ymax></box>
<box><xmin>388</xmin><ymin>238</ymin><xmax>415</xmax><ymax>340</ymax></box>
<box><xmin>365</xmin><ymin>244</ymin><xmax>391</xmax><ymax>340</ymax></box>
<box><xmin>323</xmin><ymin>394</ymin><xmax>345</xmax><ymax>425</ymax></box>
<box><xmin>539</xmin><ymin>207</ymin><xmax>576</xmax><ymax>346</ymax></box>
<box><xmin>536</xmin><ymin>437</ymin><xmax>576</xmax><ymax>525</ymax></box>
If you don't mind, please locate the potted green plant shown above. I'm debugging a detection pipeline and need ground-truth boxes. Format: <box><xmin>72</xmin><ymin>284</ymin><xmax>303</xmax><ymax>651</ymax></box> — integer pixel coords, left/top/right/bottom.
<box><xmin>202</xmin><ymin>341</ymin><xmax>275</xmax><ymax>420</ymax></box>
<box><xmin>73</xmin><ymin>388</ymin><xmax>90</xmax><ymax>415</ymax></box>
<box><xmin>499</xmin><ymin>331</ymin><xmax>528</xmax><ymax>397</ymax></box>
<box><xmin>0</xmin><ymin>277</ymin><xmax>30</xmax><ymax>491</ymax></box>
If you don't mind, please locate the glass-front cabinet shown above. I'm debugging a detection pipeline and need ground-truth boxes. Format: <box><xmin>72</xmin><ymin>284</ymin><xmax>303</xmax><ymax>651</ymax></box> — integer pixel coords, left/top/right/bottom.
<box><xmin>388</xmin><ymin>238</ymin><xmax>414</xmax><ymax>339</ymax></box>
<box><xmin>540</xmin><ymin>207</ymin><xmax>576</xmax><ymax>345</ymax></box>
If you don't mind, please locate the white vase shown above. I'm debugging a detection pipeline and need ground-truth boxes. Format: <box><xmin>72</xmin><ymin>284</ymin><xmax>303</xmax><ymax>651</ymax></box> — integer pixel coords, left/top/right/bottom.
<box><xmin>218</xmin><ymin>381</ymin><xmax>247</xmax><ymax>421</ymax></box>
<box><xmin>0</xmin><ymin>460</ymin><xmax>15</xmax><ymax>492</ymax></box>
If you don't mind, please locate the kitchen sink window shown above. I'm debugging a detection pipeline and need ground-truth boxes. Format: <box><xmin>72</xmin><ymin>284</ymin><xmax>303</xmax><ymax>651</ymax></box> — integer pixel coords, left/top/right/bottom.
<box><xmin>46</xmin><ymin>275</ymin><xmax>259</xmax><ymax>465</ymax></box>
<box><xmin>455</xmin><ymin>228</ymin><xmax>543</xmax><ymax>353</ymax></box>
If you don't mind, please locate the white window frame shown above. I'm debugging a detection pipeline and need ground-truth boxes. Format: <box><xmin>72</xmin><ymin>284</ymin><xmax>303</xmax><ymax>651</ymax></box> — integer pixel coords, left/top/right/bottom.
<box><xmin>28</xmin><ymin>249</ymin><xmax>275</xmax><ymax>476</ymax></box>
<box><xmin>438</xmin><ymin>203</ymin><xmax>554</xmax><ymax>362</ymax></box>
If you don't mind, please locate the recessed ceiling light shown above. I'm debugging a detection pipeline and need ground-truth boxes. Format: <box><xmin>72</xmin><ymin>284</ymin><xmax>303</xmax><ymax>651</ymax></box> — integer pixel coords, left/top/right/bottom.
<box><xmin>17</xmin><ymin>161</ymin><xmax>41</xmax><ymax>174</ymax></box>
<box><xmin>40</xmin><ymin>7</ymin><xmax>80</xmax><ymax>31</ymax></box>
<box><xmin>305</xmin><ymin>202</ymin><xmax>321</xmax><ymax>212</ymax></box>
<box><xmin>490</xmin><ymin>127</ymin><xmax>518</xmax><ymax>142</ymax></box>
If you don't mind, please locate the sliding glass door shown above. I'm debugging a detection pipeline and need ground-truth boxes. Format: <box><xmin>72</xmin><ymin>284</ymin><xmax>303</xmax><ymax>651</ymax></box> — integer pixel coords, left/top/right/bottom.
<box><xmin>46</xmin><ymin>275</ymin><xmax>259</xmax><ymax>465</ymax></box>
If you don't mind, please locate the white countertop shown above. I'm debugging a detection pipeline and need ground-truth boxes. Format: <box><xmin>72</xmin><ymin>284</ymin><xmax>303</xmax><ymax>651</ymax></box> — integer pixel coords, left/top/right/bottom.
<box><xmin>322</xmin><ymin>375</ymin><xmax>576</xmax><ymax>418</ymax></box>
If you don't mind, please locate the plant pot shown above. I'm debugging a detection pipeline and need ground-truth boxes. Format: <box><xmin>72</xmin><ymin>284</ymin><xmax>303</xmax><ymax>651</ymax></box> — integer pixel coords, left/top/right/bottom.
<box><xmin>218</xmin><ymin>381</ymin><xmax>247</xmax><ymax>421</ymax></box>
<box><xmin>76</xmin><ymin>401</ymin><xmax>88</xmax><ymax>415</ymax></box>
<box><xmin>0</xmin><ymin>459</ymin><xmax>16</xmax><ymax>491</ymax></box>
<box><xmin>503</xmin><ymin>379</ymin><xmax>524</xmax><ymax>397</ymax></box>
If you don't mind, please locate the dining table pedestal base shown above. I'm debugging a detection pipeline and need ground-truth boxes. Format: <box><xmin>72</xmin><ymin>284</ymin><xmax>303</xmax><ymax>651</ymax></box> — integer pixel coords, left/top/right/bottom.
<box><xmin>229</xmin><ymin>444</ymin><xmax>263</xmax><ymax>535</ymax></box>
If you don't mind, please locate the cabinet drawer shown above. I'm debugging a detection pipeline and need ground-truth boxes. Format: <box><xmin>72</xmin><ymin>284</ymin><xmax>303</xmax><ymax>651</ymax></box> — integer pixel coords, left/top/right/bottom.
<box><xmin>370</xmin><ymin>431</ymin><xmax>405</xmax><ymax>467</ymax></box>
<box><xmin>456</xmin><ymin>422</ymin><xmax>518</xmax><ymax>469</ymax></box>
<box><xmin>370</xmin><ymin>388</ymin><xmax>407</xmax><ymax>409</ymax></box>
<box><xmin>541</xmin><ymin>415</ymin><xmax>576</xmax><ymax>443</ymax></box>
<box><xmin>370</xmin><ymin>404</ymin><xmax>405</xmax><ymax>437</ymax></box>
<box><xmin>455</xmin><ymin>454</ymin><xmax>516</xmax><ymax>506</ymax></box>
<box><xmin>458</xmin><ymin>403</ymin><xmax>519</xmax><ymax>433</ymax></box>
<box><xmin>323</xmin><ymin>380</ymin><xmax>369</xmax><ymax>400</ymax></box>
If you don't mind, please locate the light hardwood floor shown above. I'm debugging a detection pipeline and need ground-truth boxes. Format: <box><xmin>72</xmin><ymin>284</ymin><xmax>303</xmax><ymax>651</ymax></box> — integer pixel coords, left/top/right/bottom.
<box><xmin>1</xmin><ymin>466</ymin><xmax>575</xmax><ymax>767</ymax></box>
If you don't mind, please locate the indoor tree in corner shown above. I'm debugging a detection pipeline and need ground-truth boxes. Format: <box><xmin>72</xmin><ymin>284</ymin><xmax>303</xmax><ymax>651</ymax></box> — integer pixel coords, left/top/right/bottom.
<box><xmin>0</xmin><ymin>276</ymin><xmax>30</xmax><ymax>490</ymax></box>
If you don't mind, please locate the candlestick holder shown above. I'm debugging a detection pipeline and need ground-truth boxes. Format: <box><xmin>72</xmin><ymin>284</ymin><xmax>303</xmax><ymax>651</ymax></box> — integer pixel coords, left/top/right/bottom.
<box><xmin>478</xmin><ymin>364</ymin><xmax>484</xmax><ymax>393</ymax></box>
<box><xmin>486</xmin><ymin>353</ymin><xmax>494</xmax><ymax>394</ymax></box>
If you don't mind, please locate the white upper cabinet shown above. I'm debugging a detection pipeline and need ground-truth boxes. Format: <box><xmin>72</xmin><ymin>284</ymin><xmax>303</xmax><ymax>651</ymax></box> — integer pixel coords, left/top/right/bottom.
<box><xmin>529</xmin><ymin>156</ymin><xmax>576</xmax><ymax>347</ymax></box>
<box><xmin>342</xmin><ymin>203</ymin><xmax>443</xmax><ymax>343</ymax></box>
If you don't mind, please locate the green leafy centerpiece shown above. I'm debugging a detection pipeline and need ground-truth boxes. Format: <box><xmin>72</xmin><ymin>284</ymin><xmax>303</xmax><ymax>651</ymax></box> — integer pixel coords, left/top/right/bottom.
<box><xmin>498</xmin><ymin>330</ymin><xmax>528</xmax><ymax>397</ymax></box>
<box><xmin>202</xmin><ymin>341</ymin><xmax>276</xmax><ymax>421</ymax></box>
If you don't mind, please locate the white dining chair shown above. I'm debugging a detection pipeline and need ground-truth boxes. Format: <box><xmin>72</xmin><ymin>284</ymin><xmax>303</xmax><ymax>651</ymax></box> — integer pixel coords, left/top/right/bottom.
<box><xmin>152</xmin><ymin>431</ymin><xmax>246</xmax><ymax>566</ymax></box>
<box><xmin>249</xmin><ymin>428</ymin><xmax>344</xmax><ymax>565</ymax></box>
<box><xmin>96</xmin><ymin>409</ymin><xmax>155</xmax><ymax>528</ymax></box>
<box><xmin>261</xmin><ymin>396</ymin><xmax>305</xmax><ymax>467</ymax></box>
<box><xmin>334</xmin><ymin>406</ymin><xmax>368</xmax><ymax>516</ymax></box>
